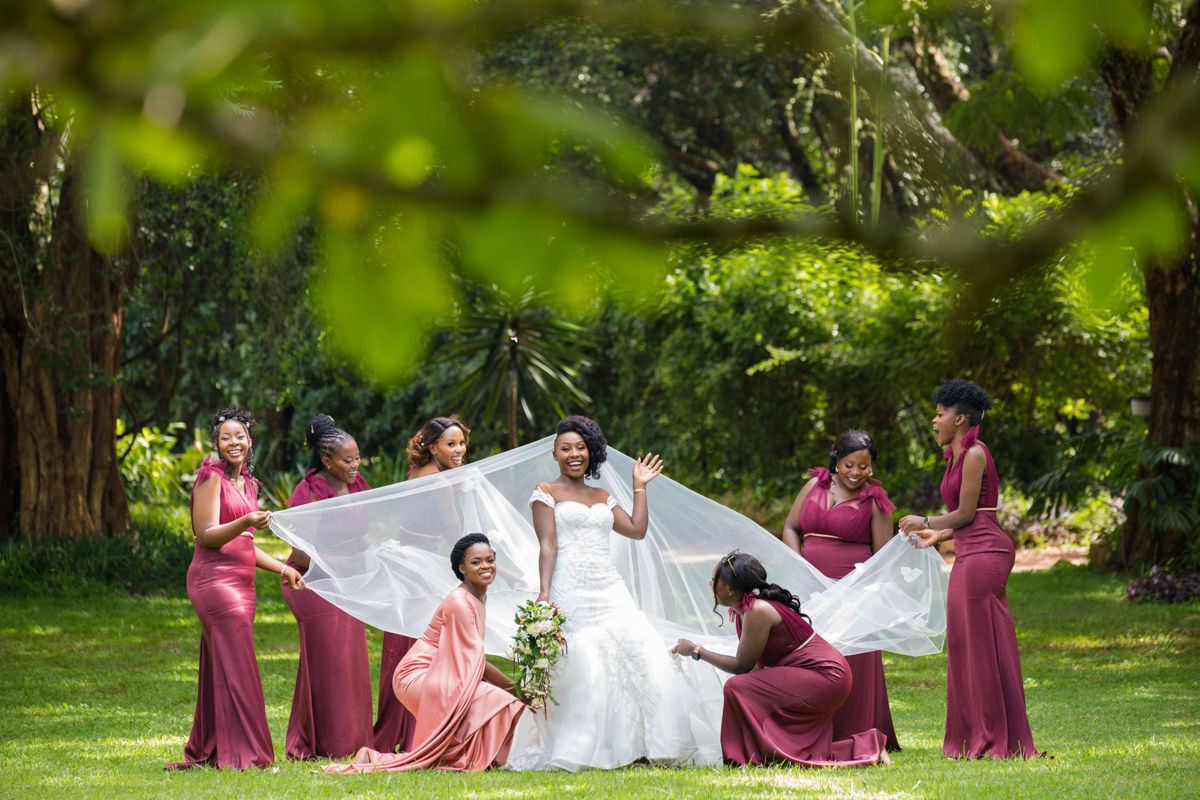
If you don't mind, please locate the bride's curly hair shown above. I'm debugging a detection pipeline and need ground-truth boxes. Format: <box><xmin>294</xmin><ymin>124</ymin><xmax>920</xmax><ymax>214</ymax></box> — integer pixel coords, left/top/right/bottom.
<box><xmin>712</xmin><ymin>551</ymin><xmax>811</xmax><ymax>625</ymax></box>
<box><xmin>555</xmin><ymin>416</ymin><xmax>607</xmax><ymax>480</ymax></box>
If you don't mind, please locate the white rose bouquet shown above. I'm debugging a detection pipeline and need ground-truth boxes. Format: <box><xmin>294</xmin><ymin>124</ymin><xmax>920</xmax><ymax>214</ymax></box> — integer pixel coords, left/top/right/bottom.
<box><xmin>506</xmin><ymin>599</ymin><xmax>567</xmax><ymax>714</ymax></box>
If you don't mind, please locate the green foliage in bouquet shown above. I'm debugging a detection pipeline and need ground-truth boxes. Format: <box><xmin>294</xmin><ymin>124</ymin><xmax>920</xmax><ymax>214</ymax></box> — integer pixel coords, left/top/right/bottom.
<box><xmin>508</xmin><ymin>600</ymin><xmax>568</xmax><ymax>714</ymax></box>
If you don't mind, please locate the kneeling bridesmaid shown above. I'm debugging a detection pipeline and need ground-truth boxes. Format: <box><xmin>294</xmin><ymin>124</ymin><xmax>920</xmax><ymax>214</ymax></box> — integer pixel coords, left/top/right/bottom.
<box><xmin>325</xmin><ymin>534</ymin><xmax>528</xmax><ymax>773</ymax></box>
<box><xmin>673</xmin><ymin>551</ymin><xmax>888</xmax><ymax>768</ymax></box>
<box><xmin>280</xmin><ymin>414</ymin><xmax>375</xmax><ymax>759</ymax></box>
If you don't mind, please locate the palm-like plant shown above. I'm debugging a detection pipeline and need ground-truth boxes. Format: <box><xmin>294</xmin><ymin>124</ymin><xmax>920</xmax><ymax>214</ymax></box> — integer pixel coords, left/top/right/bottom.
<box><xmin>434</xmin><ymin>286</ymin><xmax>594</xmax><ymax>450</ymax></box>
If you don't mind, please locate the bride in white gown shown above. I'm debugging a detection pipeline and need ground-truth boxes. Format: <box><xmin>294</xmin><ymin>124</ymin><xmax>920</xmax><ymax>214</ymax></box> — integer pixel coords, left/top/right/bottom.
<box><xmin>505</xmin><ymin>416</ymin><xmax>721</xmax><ymax>770</ymax></box>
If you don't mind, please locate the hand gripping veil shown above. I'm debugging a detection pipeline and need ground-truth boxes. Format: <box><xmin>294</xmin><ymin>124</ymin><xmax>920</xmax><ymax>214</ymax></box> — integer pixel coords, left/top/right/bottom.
<box><xmin>269</xmin><ymin>436</ymin><xmax>949</xmax><ymax>658</ymax></box>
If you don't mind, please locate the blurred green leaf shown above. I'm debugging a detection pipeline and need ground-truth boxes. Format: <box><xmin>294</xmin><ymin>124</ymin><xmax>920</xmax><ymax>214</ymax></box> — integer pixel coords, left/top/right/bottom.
<box><xmin>84</xmin><ymin>122</ymin><xmax>131</xmax><ymax>254</ymax></box>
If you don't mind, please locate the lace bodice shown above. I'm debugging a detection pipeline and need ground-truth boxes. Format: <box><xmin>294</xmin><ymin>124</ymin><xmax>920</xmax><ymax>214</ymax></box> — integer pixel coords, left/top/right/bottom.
<box><xmin>530</xmin><ymin>488</ymin><xmax>624</xmax><ymax>602</ymax></box>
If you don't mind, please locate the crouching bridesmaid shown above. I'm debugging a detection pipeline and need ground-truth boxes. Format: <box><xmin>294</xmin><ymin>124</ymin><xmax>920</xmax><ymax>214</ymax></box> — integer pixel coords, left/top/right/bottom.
<box><xmin>325</xmin><ymin>533</ymin><xmax>528</xmax><ymax>773</ymax></box>
<box><xmin>672</xmin><ymin>551</ymin><xmax>888</xmax><ymax>768</ymax></box>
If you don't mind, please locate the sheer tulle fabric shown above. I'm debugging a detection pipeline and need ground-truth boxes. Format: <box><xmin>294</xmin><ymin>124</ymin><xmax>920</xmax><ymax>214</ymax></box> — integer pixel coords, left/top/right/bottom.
<box><xmin>270</xmin><ymin>437</ymin><xmax>948</xmax><ymax>658</ymax></box>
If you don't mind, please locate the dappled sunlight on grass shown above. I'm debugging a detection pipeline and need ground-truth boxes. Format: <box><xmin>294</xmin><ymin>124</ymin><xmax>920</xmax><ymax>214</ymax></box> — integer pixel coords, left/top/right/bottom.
<box><xmin>2</xmin><ymin>566</ymin><xmax>1197</xmax><ymax>799</ymax></box>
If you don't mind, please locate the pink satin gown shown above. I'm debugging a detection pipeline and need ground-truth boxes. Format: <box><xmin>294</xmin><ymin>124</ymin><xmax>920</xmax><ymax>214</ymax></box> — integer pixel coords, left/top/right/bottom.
<box><xmin>722</xmin><ymin>598</ymin><xmax>886</xmax><ymax>767</ymax></box>
<box><xmin>797</xmin><ymin>468</ymin><xmax>900</xmax><ymax>751</ymax></box>
<box><xmin>166</xmin><ymin>459</ymin><xmax>273</xmax><ymax>769</ymax></box>
<box><xmin>280</xmin><ymin>470</ymin><xmax>375</xmax><ymax>759</ymax></box>
<box><xmin>941</xmin><ymin>430</ymin><xmax>1040</xmax><ymax>759</ymax></box>
<box><xmin>325</xmin><ymin>586</ymin><xmax>525</xmax><ymax>773</ymax></box>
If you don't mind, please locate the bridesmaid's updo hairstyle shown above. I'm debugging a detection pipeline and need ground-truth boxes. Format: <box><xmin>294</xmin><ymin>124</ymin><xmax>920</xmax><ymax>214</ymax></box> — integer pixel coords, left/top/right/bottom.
<box><xmin>305</xmin><ymin>414</ymin><xmax>353</xmax><ymax>473</ymax></box>
<box><xmin>555</xmin><ymin>416</ymin><xmax>607</xmax><ymax>480</ymax></box>
<box><xmin>208</xmin><ymin>405</ymin><xmax>257</xmax><ymax>479</ymax></box>
<box><xmin>828</xmin><ymin>429</ymin><xmax>878</xmax><ymax>472</ymax></box>
<box><xmin>712</xmin><ymin>551</ymin><xmax>811</xmax><ymax>625</ymax></box>
<box><xmin>450</xmin><ymin>533</ymin><xmax>492</xmax><ymax>581</ymax></box>
<box><xmin>407</xmin><ymin>415</ymin><xmax>470</xmax><ymax>469</ymax></box>
<box><xmin>933</xmin><ymin>379</ymin><xmax>993</xmax><ymax>426</ymax></box>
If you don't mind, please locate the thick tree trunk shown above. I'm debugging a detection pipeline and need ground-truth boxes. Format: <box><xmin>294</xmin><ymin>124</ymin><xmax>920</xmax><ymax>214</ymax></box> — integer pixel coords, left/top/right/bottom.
<box><xmin>1106</xmin><ymin>3</ymin><xmax>1200</xmax><ymax>565</ymax></box>
<box><xmin>1122</xmin><ymin>220</ymin><xmax>1200</xmax><ymax>565</ymax></box>
<box><xmin>0</xmin><ymin>96</ymin><xmax>131</xmax><ymax>540</ymax></box>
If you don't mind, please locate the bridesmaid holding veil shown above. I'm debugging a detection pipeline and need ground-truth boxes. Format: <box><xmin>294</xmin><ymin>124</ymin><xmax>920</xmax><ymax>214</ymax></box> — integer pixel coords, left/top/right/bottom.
<box><xmin>279</xmin><ymin>414</ymin><xmax>374</xmax><ymax>759</ymax></box>
<box><xmin>326</xmin><ymin>534</ymin><xmax>528</xmax><ymax>773</ymax></box>
<box><xmin>672</xmin><ymin>551</ymin><xmax>888</xmax><ymax>767</ymax></box>
<box><xmin>374</xmin><ymin>416</ymin><xmax>470</xmax><ymax>755</ymax></box>
<box><xmin>781</xmin><ymin>430</ymin><xmax>900</xmax><ymax>751</ymax></box>
<box><xmin>166</xmin><ymin>406</ymin><xmax>303</xmax><ymax>770</ymax></box>
<box><xmin>900</xmin><ymin>379</ymin><xmax>1040</xmax><ymax>759</ymax></box>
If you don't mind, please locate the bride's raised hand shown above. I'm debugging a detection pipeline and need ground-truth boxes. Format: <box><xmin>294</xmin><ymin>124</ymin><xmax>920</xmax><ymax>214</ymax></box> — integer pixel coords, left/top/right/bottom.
<box><xmin>632</xmin><ymin>453</ymin><xmax>663</xmax><ymax>488</ymax></box>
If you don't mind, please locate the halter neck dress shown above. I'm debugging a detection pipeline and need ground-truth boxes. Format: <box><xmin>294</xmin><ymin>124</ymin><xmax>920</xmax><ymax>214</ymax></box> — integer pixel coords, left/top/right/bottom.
<box><xmin>941</xmin><ymin>431</ymin><xmax>1039</xmax><ymax>759</ymax></box>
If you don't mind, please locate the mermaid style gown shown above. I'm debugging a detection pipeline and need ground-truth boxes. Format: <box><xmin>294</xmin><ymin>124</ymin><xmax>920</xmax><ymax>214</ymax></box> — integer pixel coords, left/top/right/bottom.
<box><xmin>942</xmin><ymin>431</ymin><xmax>1039</xmax><ymax>759</ymax></box>
<box><xmin>504</xmin><ymin>489</ymin><xmax>721</xmax><ymax>771</ymax></box>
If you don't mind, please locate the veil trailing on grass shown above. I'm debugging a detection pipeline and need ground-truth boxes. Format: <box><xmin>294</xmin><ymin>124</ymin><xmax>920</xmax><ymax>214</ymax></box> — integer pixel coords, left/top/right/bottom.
<box><xmin>269</xmin><ymin>436</ymin><xmax>949</xmax><ymax>658</ymax></box>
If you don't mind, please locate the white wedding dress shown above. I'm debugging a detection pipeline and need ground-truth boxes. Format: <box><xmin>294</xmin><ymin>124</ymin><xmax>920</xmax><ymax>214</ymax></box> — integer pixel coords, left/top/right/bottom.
<box><xmin>504</xmin><ymin>488</ymin><xmax>722</xmax><ymax>771</ymax></box>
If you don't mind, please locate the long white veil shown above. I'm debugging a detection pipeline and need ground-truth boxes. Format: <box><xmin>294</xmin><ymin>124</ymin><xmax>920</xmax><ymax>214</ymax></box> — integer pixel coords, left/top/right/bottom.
<box><xmin>268</xmin><ymin>436</ymin><xmax>949</xmax><ymax>658</ymax></box>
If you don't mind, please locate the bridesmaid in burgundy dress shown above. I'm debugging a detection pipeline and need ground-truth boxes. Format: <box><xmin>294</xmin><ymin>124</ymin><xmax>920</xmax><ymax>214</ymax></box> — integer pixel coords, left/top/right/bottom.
<box><xmin>899</xmin><ymin>379</ymin><xmax>1040</xmax><ymax>759</ymax></box>
<box><xmin>781</xmin><ymin>430</ymin><xmax>900</xmax><ymax>751</ymax></box>
<box><xmin>166</xmin><ymin>406</ymin><xmax>305</xmax><ymax>769</ymax></box>
<box><xmin>672</xmin><ymin>552</ymin><xmax>888</xmax><ymax>768</ymax></box>
<box><xmin>280</xmin><ymin>414</ymin><xmax>375</xmax><ymax>759</ymax></box>
<box><xmin>373</xmin><ymin>415</ymin><xmax>470</xmax><ymax>754</ymax></box>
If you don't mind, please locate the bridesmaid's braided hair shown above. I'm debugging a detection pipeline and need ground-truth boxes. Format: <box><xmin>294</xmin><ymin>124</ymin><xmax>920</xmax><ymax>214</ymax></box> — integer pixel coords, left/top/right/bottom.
<box><xmin>305</xmin><ymin>414</ymin><xmax>353</xmax><ymax>473</ymax></box>
<box><xmin>555</xmin><ymin>416</ymin><xmax>607</xmax><ymax>480</ymax></box>
<box><xmin>208</xmin><ymin>405</ymin><xmax>257</xmax><ymax>480</ymax></box>
<box><xmin>933</xmin><ymin>379</ymin><xmax>993</xmax><ymax>427</ymax></box>
<box><xmin>828</xmin><ymin>429</ymin><xmax>878</xmax><ymax>472</ymax></box>
<box><xmin>407</xmin><ymin>416</ymin><xmax>470</xmax><ymax>469</ymax></box>
<box><xmin>712</xmin><ymin>551</ymin><xmax>811</xmax><ymax>625</ymax></box>
<box><xmin>450</xmin><ymin>533</ymin><xmax>492</xmax><ymax>581</ymax></box>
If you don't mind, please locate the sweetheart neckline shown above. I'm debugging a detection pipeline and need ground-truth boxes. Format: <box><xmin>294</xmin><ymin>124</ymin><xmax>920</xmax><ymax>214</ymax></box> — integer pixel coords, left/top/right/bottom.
<box><xmin>552</xmin><ymin>498</ymin><xmax>611</xmax><ymax>511</ymax></box>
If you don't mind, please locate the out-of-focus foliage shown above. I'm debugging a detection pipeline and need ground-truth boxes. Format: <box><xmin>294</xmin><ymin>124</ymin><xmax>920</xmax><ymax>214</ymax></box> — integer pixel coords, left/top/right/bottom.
<box><xmin>116</xmin><ymin>422</ymin><xmax>205</xmax><ymax>505</ymax></box>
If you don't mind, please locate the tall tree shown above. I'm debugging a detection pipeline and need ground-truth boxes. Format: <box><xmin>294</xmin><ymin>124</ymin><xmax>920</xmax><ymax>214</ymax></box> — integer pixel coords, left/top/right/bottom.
<box><xmin>0</xmin><ymin>93</ymin><xmax>131</xmax><ymax>538</ymax></box>
<box><xmin>1101</xmin><ymin>0</ymin><xmax>1200</xmax><ymax>564</ymax></box>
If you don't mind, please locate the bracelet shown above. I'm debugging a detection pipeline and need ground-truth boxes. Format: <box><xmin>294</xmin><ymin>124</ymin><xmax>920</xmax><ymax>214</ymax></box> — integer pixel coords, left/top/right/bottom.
<box><xmin>633</xmin><ymin>488</ymin><xmax>645</xmax><ymax>494</ymax></box>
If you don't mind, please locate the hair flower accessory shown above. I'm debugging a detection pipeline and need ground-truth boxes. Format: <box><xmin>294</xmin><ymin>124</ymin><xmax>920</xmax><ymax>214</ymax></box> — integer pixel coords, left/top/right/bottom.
<box><xmin>218</xmin><ymin>415</ymin><xmax>226</xmax><ymax>422</ymax></box>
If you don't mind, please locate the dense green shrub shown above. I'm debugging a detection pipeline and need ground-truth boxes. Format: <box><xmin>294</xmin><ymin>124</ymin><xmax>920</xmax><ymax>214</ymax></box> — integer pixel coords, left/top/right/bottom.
<box><xmin>0</xmin><ymin>506</ymin><xmax>192</xmax><ymax>598</ymax></box>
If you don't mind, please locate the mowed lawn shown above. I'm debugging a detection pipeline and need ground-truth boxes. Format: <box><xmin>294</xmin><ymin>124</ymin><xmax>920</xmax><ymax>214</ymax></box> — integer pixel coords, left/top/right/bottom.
<box><xmin>1</xmin><ymin>538</ymin><xmax>1197</xmax><ymax>800</ymax></box>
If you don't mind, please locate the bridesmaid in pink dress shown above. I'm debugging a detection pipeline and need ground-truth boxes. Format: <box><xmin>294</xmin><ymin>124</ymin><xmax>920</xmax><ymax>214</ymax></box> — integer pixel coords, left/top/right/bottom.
<box><xmin>279</xmin><ymin>414</ymin><xmax>375</xmax><ymax>759</ymax></box>
<box><xmin>373</xmin><ymin>415</ymin><xmax>470</xmax><ymax>754</ymax></box>
<box><xmin>781</xmin><ymin>430</ymin><xmax>900</xmax><ymax>751</ymax></box>
<box><xmin>326</xmin><ymin>533</ymin><xmax>528</xmax><ymax>773</ymax></box>
<box><xmin>166</xmin><ymin>406</ymin><xmax>305</xmax><ymax>770</ymax></box>
<box><xmin>900</xmin><ymin>379</ymin><xmax>1041</xmax><ymax>759</ymax></box>
<box><xmin>672</xmin><ymin>552</ymin><xmax>888</xmax><ymax>768</ymax></box>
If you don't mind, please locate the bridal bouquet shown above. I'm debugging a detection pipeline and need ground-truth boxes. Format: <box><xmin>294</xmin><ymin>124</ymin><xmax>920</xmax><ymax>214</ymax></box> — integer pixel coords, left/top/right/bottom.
<box><xmin>507</xmin><ymin>600</ymin><xmax>567</xmax><ymax>713</ymax></box>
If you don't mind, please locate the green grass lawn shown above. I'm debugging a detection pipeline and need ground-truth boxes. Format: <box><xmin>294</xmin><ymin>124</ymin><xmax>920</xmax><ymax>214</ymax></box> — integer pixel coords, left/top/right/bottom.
<box><xmin>1</xmin><ymin>543</ymin><xmax>1197</xmax><ymax>799</ymax></box>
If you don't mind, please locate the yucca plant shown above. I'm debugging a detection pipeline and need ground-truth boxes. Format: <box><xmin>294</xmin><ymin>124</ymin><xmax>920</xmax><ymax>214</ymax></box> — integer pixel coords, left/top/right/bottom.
<box><xmin>434</xmin><ymin>284</ymin><xmax>595</xmax><ymax>450</ymax></box>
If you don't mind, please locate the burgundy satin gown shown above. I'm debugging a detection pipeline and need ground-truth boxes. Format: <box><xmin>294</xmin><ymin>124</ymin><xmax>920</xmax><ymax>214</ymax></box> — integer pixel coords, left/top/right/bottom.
<box><xmin>722</xmin><ymin>598</ymin><xmax>886</xmax><ymax>767</ymax></box>
<box><xmin>942</xmin><ymin>430</ymin><xmax>1039</xmax><ymax>759</ymax></box>
<box><xmin>797</xmin><ymin>468</ymin><xmax>901</xmax><ymax>751</ymax></box>
<box><xmin>166</xmin><ymin>459</ymin><xmax>273</xmax><ymax>769</ymax></box>
<box><xmin>280</xmin><ymin>470</ymin><xmax>376</xmax><ymax>759</ymax></box>
<box><xmin>374</xmin><ymin>632</ymin><xmax>418</xmax><ymax>752</ymax></box>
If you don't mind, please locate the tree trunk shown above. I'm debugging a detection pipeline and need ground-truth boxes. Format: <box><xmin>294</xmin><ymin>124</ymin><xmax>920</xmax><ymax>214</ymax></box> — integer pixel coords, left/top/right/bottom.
<box><xmin>1122</xmin><ymin>221</ymin><xmax>1200</xmax><ymax>565</ymax></box>
<box><xmin>1106</xmin><ymin>4</ymin><xmax>1200</xmax><ymax>565</ymax></box>
<box><xmin>508</xmin><ymin>363</ymin><xmax>519</xmax><ymax>451</ymax></box>
<box><xmin>0</xmin><ymin>95</ymin><xmax>132</xmax><ymax>540</ymax></box>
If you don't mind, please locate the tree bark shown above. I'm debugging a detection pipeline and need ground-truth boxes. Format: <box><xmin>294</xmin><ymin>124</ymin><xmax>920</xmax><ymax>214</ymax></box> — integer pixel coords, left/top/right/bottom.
<box><xmin>1104</xmin><ymin>2</ymin><xmax>1200</xmax><ymax>565</ymax></box>
<box><xmin>0</xmin><ymin>95</ymin><xmax>132</xmax><ymax>540</ymax></box>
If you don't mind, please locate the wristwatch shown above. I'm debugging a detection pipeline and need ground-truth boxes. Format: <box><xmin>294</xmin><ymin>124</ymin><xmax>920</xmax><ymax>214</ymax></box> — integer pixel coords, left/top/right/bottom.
<box><xmin>691</xmin><ymin>645</ymin><xmax>703</xmax><ymax>661</ymax></box>
<box><xmin>923</xmin><ymin>516</ymin><xmax>930</xmax><ymax>527</ymax></box>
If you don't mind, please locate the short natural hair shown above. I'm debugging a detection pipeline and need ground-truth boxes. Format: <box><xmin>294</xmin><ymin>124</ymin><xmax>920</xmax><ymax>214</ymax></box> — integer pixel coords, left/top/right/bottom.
<box><xmin>450</xmin><ymin>533</ymin><xmax>492</xmax><ymax>581</ymax></box>
<box><xmin>933</xmin><ymin>379</ymin><xmax>993</xmax><ymax>427</ymax></box>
